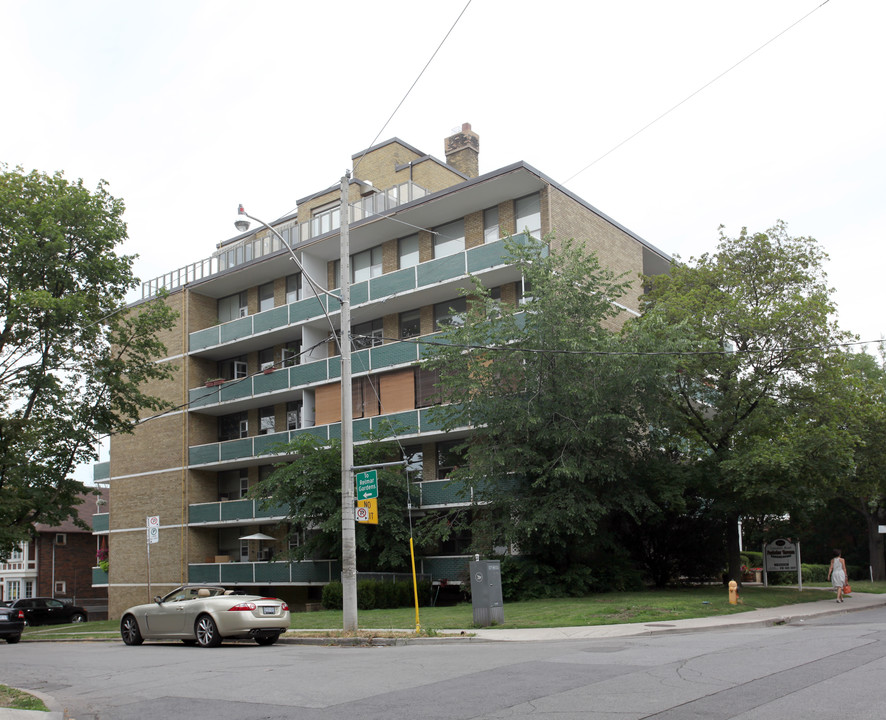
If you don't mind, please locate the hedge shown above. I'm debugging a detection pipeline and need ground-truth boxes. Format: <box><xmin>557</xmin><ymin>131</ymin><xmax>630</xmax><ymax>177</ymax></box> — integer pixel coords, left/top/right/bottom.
<box><xmin>321</xmin><ymin>579</ymin><xmax>432</xmax><ymax>610</ymax></box>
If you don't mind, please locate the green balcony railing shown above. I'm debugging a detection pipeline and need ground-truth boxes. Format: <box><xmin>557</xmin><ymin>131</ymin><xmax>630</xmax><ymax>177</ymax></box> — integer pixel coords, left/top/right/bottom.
<box><xmin>189</xmin><ymin>499</ymin><xmax>289</xmax><ymax>525</ymax></box>
<box><xmin>92</xmin><ymin>566</ymin><xmax>109</xmax><ymax>586</ymax></box>
<box><xmin>187</xmin><ymin>237</ymin><xmax>521</xmax><ymax>355</ymax></box>
<box><xmin>92</xmin><ymin>513</ymin><xmax>109</xmax><ymax>533</ymax></box>
<box><xmin>188</xmin><ymin>410</ymin><xmax>425</xmax><ymax>467</ymax></box>
<box><xmin>188</xmin><ymin>560</ymin><xmax>340</xmax><ymax>585</ymax></box>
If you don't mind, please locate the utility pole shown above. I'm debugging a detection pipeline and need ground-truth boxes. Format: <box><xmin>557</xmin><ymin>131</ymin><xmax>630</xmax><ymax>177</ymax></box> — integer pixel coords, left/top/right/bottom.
<box><xmin>339</xmin><ymin>171</ymin><xmax>358</xmax><ymax>631</ymax></box>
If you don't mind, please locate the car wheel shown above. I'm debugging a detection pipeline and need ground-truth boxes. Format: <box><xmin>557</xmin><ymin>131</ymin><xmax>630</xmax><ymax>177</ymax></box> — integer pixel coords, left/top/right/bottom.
<box><xmin>255</xmin><ymin>633</ymin><xmax>280</xmax><ymax>646</ymax></box>
<box><xmin>70</xmin><ymin>613</ymin><xmax>86</xmax><ymax>623</ymax></box>
<box><xmin>120</xmin><ymin>615</ymin><xmax>144</xmax><ymax>646</ymax></box>
<box><xmin>6</xmin><ymin>635</ymin><xmax>21</xmax><ymax>644</ymax></box>
<box><xmin>195</xmin><ymin>615</ymin><xmax>222</xmax><ymax>648</ymax></box>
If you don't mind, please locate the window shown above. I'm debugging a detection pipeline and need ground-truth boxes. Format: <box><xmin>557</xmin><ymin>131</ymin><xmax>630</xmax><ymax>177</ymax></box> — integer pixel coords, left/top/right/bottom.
<box><xmin>218</xmin><ymin>292</ymin><xmax>248</xmax><ymax>323</ymax></box>
<box><xmin>259</xmin><ymin>348</ymin><xmax>275</xmax><ymax>372</ymax></box>
<box><xmin>282</xmin><ymin>341</ymin><xmax>301</xmax><ymax>367</ymax></box>
<box><xmin>9</xmin><ymin>545</ymin><xmax>23</xmax><ymax>561</ymax></box>
<box><xmin>311</xmin><ymin>202</ymin><xmax>340</xmax><ymax>237</ymax></box>
<box><xmin>515</xmin><ymin>193</ymin><xmax>541</xmax><ymax>238</ymax></box>
<box><xmin>55</xmin><ymin>533</ymin><xmax>67</xmax><ymax>546</ymax></box>
<box><xmin>259</xmin><ymin>406</ymin><xmax>275</xmax><ymax>435</ymax></box>
<box><xmin>415</xmin><ymin>367</ymin><xmax>441</xmax><ymax>408</ymax></box>
<box><xmin>484</xmin><ymin>207</ymin><xmax>499</xmax><ymax>243</ymax></box>
<box><xmin>6</xmin><ymin>580</ymin><xmax>20</xmax><ymax>601</ymax></box>
<box><xmin>287</xmin><ymin>401</ymin><xmax>303</xmax><ymax>430</ymax></box>
<box><xmin>218</xmin><ymin>469</ymin><xmax>248</xmax><ymax>500</ymax></box>
<box><xmin>24</xmin><ymin>580</ymin><xmax>33</xmax><ymax>599</ymax></box>
<box><xmin>218</xmin><ymin>412</ymin><xmax>248</xmax><ymax>442</ymax></box>
<box><xmin>404</xmin><ymin>444</ymin><xmax>423</xmax><ymax>481</ymax></box>
<box><xmin>286</xmin><ymin>273</ymin><xmax>303</xmax><ymax>304</ymax></box>
<box><xmin>398</xmin><ymin>234</ymin><xmax>419</xmax><ymax>269</ymax></box>
<box><xmin>434</xmin><ymin>297</ymin><xmax>467</xmax><ymax>330</ymax></box>
<box><xmin>433</xmin><ymin>219</ymin><xmax>465</xmax><ymax>258</ymax></box>
<box><xmin>55</xmin><ymin>581</ymin><xmax>66</xmax><ymax>595</ymax></box>
<box><xmin>400</xmin><ymin>309</ymin><xmax>421</xmax><ymax>339</ymax></box>
<box><xmin>437</xmin><ymin>439</ymin><xmax>465</xmax><ymax>479</ymax></box>
<box><xmin>352</xmin><ymin>246</ymin><xmax>383</xmax><ymax>283</ymax></box>
<box><xmin>258</xmin><ymin>282</ymin><xmax>275</xmax><ymax>312</ymax></box>
<box><xmin>352</xmin><ymin>318</ymin><xmax>383</xmax><ymax>350</ymax></box>
<box><xmin>218</xmin><ymin>356</ymin><xmax>248</xmax><ymax>380</ymax></box>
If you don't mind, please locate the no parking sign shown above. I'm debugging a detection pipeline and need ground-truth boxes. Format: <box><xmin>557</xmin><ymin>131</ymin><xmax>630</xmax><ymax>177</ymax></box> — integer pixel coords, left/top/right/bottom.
<box><xmin>147</xmin><ymin>515</ymin><xmax>160</xmax><ymax>544</ymax></box>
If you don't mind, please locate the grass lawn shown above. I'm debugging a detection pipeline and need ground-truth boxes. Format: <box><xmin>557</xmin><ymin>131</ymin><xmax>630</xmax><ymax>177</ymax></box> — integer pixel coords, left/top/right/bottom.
<box><xmin>22</xmin><ymin>582</ymin><xmax>886</xmax><ymax>640</ymax></box>
<box><xmin>0</xmin><ymin>684</ymin><xmax>49</xmax><ymax>712</ymax></box>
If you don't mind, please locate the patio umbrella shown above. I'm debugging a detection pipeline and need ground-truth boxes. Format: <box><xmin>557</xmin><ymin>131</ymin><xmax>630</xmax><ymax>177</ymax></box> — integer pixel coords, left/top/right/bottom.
<box><xmin>239</xmin><ymin>532</ymin><xmax>276</xmax><ymax>560</ymax></box>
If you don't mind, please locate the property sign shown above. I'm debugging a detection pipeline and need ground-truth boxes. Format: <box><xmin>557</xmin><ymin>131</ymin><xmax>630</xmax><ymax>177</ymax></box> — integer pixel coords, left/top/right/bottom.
<box><xmin>146</xmin><ymin>515</ymin><xmax>160</xmax><ymax>544</ymax></box>
<box><xmin>355</xmin><ymin>470</ymin><xmax>378</xmax><ymax>500</ymax></box>
<box><xmin>764</xmin><ymin>538</ymin><xmax>797</xmax><ymax>572</ymax></box>
<box><xmin>355</xmin><ymin>499</ymin><xmax>378</xmax><ymax>525</ymax></box>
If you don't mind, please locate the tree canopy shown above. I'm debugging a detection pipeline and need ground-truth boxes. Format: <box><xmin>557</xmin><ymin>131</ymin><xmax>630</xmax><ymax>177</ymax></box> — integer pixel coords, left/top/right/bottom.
<box><xmin>631</xmin><ymin>222</ymin><xmax>850</xmax><ymax>582</ymax></box>
<box><xmin>422</xmin><ymin>235</ymin><xmax>679</xmax><ymax>593</ymax></box>
<box><xmin>0</xmin><ymin>164</ymin><xmax>177</xmax><ymax>554</ymax></box>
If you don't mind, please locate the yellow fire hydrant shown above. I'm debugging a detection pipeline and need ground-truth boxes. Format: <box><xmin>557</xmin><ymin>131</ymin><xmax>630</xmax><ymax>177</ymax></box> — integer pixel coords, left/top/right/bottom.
<box><xmin>728</xmin><ymin>580</ymin><xmax>739</xmax><ymax>605</ymax></box>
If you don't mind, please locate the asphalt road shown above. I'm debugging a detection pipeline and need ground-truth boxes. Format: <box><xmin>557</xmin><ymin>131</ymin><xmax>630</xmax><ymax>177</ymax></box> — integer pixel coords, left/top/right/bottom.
<box><xmin>4</xmin><ymin>606</ymin><xmax>886</xmax><ymax>719</ymax></box>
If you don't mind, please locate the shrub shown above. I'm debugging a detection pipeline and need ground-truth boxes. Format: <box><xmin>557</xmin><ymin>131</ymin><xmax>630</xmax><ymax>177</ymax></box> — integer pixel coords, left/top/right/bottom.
<box><xmin>322</xmin><ymin>581</ymin><xmax>343</xmax><ymax>610</ymax></box>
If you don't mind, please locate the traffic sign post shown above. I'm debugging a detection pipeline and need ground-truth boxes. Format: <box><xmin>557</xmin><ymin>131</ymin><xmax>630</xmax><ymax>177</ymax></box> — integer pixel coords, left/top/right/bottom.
<box><xmin>146</xmin><ymin>516</ymin><xmax>159</xmax><ymax>601</ymax></box>
<box><xmin>355</xmin><ymin>470</ymin><xmax>378</xmax><ymax>500</ymax></box>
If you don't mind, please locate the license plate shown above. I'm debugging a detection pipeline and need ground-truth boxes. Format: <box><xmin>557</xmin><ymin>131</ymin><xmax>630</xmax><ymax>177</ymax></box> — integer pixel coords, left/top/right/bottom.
<box><xmin>261</xmin><ymin>606</ymin><xmax>276</xmax><ymax>615</ymax></box>
<box><xmin>0</xmin><ymin>614</ymin><xmax>7</xmax><ymax>621</ymax></box>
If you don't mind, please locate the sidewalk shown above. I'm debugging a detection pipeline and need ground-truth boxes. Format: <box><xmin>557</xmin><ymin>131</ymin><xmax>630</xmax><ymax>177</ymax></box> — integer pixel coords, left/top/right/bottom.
<box><xmin>465</xmin><ymin>590</ymin><xmax>886</xmax><ymax>642</ymax></box>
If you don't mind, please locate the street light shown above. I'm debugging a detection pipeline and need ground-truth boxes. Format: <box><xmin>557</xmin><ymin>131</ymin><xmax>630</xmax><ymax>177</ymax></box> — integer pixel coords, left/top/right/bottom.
<box><xmin>235</xmin><ymin>173</ymin><xmax>358</xmax><ymax>631</ymax></box>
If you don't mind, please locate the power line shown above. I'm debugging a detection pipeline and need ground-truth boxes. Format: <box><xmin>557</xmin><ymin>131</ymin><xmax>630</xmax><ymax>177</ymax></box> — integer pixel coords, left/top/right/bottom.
<box><xmin>565</xmin><ymin>0</ymin><xmax>832</xmax><ymax>184</ymax></box>
<box><xmin>352</xmin><ymin>0</ymin><xmax>473</xmax><ymax>177</ymax></box>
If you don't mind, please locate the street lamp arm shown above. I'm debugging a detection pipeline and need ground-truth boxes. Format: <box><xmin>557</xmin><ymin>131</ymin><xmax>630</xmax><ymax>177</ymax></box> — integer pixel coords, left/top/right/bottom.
<box><xmin>237</xmin><ymin>205</ymin><xmax>342</xmax><ymax>304</ymax></box>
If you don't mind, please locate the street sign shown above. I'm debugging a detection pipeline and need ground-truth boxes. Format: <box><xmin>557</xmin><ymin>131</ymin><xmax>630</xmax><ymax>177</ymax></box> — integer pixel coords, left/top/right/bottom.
<box><xmin>355</xmin><ymin>499</ymin><xmax>378</xmax><ymax>525</ymax></box>
<box><xmin>146</xmin><ymin>515</ymin><xmax>160</xmax><ymax>544</ymax></box>
<box><xmin>355</xmin><ymin>469</ymin><xmax>378</xmax><ymax>500</ymax></box>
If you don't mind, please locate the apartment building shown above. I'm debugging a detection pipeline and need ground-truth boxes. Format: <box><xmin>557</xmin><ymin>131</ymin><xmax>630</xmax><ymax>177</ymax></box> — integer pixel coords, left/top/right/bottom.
<box><xmin>93</xmin><ymin>124</ymin><xmax>671</xmax><ymax>618</ymax></box>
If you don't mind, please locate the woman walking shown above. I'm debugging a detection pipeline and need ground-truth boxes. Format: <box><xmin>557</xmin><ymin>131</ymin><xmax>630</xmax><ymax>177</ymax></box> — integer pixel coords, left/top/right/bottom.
<box><xmin>828</xmin><ymin>549</ymin><xmax>848</xmax><ymax>603</ymax></box>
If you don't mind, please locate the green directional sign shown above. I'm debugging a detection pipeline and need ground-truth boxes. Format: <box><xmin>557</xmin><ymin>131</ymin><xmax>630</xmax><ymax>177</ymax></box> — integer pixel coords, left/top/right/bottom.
<box><xmin>355</xmin><ymin>469</ymin><xmax>378</xmax><ymax>500</ymax></box>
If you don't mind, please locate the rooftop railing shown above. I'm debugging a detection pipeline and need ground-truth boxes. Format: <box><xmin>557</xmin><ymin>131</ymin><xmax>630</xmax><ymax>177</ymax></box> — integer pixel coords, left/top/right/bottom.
<box><xmin>141</xmin><ymin>181</ymin><xmax>429</xmax><ymax>300</ymax></box>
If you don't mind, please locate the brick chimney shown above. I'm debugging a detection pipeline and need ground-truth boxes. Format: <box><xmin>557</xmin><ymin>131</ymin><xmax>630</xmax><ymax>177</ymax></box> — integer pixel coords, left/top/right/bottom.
<box><xmin>444</xmin><ymin>123</ymin><xmax>479</xmax><ymax>178</ymax></box>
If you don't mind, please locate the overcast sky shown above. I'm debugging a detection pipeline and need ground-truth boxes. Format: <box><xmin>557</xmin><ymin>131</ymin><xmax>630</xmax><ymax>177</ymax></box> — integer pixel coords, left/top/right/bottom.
<box><xmin>3</xmin><ymin>0</ymin><xmax>883</xmax><ymax>348</ymax></box>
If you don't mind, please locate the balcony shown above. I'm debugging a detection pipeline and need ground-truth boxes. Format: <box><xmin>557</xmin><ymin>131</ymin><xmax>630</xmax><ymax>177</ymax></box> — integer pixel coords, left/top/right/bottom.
<box><xmin>416</xmin><ymin>556</ymin><xmax>472</xmax><ymax>583</ymax></box>
<box><xmin>93</xmin><ymin>513</ymin><xmax>109</xmax><ymax>534</ymax></box>
<box><xmin>189</xmin><ymin>338</ymin><xmax>425</xmax><ymax>411</ymax></box>
<box><xmin>189</xmin><ymin>559</ymin><xmax>340</xmax><ymax>585</ymax></box>
<box><xmin>189</xmin><ymin>498</ymin><xmax>289</xmax><ymax>525</ymax></box>
<box><xmin>92</xmin><ymin>566</ymin><xmax>109</xmax><ymax>586</ymax></box>
<box><xmin>187</xmin><ymin>235</ymin><xmax>528</xmax><ymax>355</ymax></box>
<box><xmin>188</xmin><ymin>408</ymin><xmax>440</xmax><ymax>467</ymax></box>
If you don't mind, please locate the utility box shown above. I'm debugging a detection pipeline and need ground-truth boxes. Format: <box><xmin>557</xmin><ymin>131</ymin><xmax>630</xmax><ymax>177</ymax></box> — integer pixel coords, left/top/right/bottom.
<box><xmin>469</xmin><ymin>560</ymin><xmax>504</xmax><ymax>627</ymax></box>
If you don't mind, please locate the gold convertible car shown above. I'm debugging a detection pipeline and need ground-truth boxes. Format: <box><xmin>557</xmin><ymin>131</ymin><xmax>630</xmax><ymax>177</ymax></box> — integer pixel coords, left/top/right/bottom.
<box><xmin>120</xmin><ymin>585</ymin><xmax>290</xmax><ymax>647</ymax></box>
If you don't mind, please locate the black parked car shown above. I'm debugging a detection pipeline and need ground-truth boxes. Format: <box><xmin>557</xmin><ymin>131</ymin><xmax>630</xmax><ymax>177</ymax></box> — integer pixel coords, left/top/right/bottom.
<box><xmin>0</xmin><ymin>604</ymin><xmax>25</xmax><ymax>643</ymax></box>
<box><xmin>4</xmin><ymin>598</ymin><xmax>88</xmax><ymax>625</ymax></box>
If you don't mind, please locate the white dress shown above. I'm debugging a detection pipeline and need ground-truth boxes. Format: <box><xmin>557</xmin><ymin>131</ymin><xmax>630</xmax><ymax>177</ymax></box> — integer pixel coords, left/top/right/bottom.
<box><xmin>830</xmin><ymin>559</ymin><xmax>846</xmax><ymax>588</ymax></box>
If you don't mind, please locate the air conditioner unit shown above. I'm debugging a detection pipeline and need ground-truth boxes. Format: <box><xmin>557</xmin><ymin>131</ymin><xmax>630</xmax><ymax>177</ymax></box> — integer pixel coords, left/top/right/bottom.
<box><xmin>238</xmin><ymin>307</ymin><xmax>248</xmax><ymax>318</ymax></box>
<box><xmin>260</xmin><ymin>361</ymin><xmax>275</xmax><ymax>371</ymax></box>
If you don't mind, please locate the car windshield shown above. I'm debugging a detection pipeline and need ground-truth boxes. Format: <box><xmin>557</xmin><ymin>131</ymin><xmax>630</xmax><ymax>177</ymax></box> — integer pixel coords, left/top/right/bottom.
<box><xmin>161</xmin><ymin>586</ymin><xmax>225</xmax><ymax>602</ymax></box>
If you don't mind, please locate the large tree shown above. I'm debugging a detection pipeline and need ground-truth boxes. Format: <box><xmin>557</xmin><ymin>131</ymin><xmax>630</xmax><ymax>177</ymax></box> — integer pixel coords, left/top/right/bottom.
<box><xmin>0</xmin><ymin>165</ymin><xmax>177</xmax><ymax>555</ymax></box>
<box><xmin>423</xmin><ymin>235</ymin><xmax>678</xmax><ymax>593</ymax></box>
<box><xmin>632</xmin><ymin>222</ymin><xmax>849</xmax><ymax>584</ymax></box>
